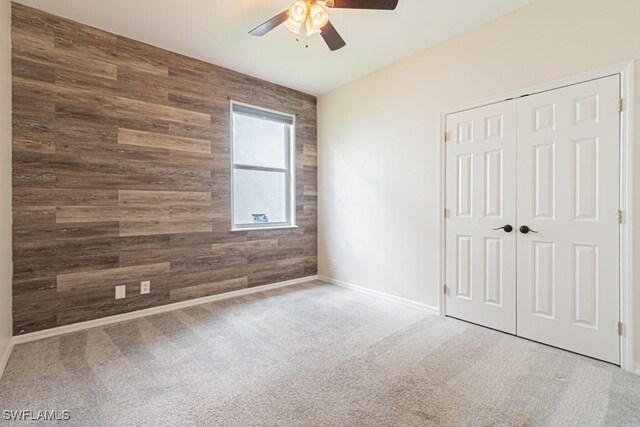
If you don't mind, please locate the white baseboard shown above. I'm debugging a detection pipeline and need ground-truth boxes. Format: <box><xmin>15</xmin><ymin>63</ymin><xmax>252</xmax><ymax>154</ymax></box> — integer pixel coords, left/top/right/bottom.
<box><xmin>634</xmin><ymin>363</ymin><xmax>640</xmax><ymax>376</ymax></box>
<box><xmin>12</xmin><ymin>275</ymin><xmax>318</xmax><ymax>345</ymax></box>
<box><xmin>318</xmin><ymin>275</ymin><xmax>439</xmax><ymax>315</ymax></box>
<box><xmin>0</xmin><ymin>338</ymin><xmax>14</xmax><ymax>380</ymax></box>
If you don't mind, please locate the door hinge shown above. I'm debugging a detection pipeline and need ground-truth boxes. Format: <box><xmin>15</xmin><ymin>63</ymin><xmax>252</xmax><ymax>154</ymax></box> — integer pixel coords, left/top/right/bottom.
<box><xmin>444</xmin><ymin>208</ymin><xmax>450</xmax><ymax>218</ymax></box>
<box><xmin>619</xmin><ymin>98</ymin><xmax>625</xmax><ymax>112</ymax></box>
<box><xmin>618</xmin><ymin>210</ymin><xmax>625</xmax><ymax>224</ymax></box>
<box><xmin>443</xmin><ymin>285</ymin><xmax>449</xmax><ymax>295</ymax></box>
<box><xmin>618</xmin><ymin>321</ymin><xmax>624</xmax><ymax>336</ymax></box>
<box><xmin>444</xmin><ymin>132</ymin><xmax>451</xmax><ymax>143</ymax></box>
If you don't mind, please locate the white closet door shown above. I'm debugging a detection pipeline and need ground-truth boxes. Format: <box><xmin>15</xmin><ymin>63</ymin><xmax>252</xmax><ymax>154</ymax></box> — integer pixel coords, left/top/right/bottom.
<box><xmin>445</xmin><ymin>100</ymin><xmax>517</xmax><ymax>334</ymax></box>
<box><xmin>516</xmin><ymin>76</ymin><xmax>620</xmax><ymax>364</ymax></box>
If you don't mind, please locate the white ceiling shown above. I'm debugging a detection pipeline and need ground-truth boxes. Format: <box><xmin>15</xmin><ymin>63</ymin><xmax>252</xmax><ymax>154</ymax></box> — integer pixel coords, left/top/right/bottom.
<box><xmin>15</xmin><ymin>0</ymin><xmax>533</xmax><ymax>95</ymax></box>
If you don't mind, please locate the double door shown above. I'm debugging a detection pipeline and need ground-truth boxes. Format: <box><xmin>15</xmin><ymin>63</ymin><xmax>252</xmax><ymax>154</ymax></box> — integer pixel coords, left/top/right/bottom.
<box><xmin>445</xmin><ymin>76</ymin><xmax>620</xmax><ymax>364</ymax></box>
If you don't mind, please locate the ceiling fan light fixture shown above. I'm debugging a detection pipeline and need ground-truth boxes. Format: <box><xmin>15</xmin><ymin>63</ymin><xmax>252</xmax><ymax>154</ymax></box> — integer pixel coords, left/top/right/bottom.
<box><xmin>284</xmin><ymin>17</ymin><xmax>302</xmax><ymax>35</ymax></box>
<box><xmin>305</xmin><ymin>18</ymin><xmax>322</xmax><ymax>36</ymax></box>
<box><xmin>310</xmin><ymin>3</ymin><xmax>329</xmax><ymax>28</ymax></box>
<box><xmin>289</xmin><ymin>0</ymin><xmax>308</xmax><ymax>24</ymax></box>
<box><xmin>251</xmin><ymin>0</ymin><xmax>400</xmax><ymax>51</ymax></box>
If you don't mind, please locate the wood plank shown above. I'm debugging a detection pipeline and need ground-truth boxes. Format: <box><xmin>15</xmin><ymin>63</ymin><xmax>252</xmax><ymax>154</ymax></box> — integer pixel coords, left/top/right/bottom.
<box><xmin>14</xmin><ymin>252</ymin><xmax>120</xmax><ymax>282</ymax></box>
<box><xmin>13</xmin><ymin>222</ymin><xmax>120</xmax><ymax>252</ymax></box>
<box><xmin>119</xmin><ymin>220</ymin><xmax>213</xmax><ymax>237</ymax></box>
<box><xmin>170</xmin><ymin>278</ymin><xmax>247</xmax><ymax>302</ymax></box>
<box><xmin>212</xmin><ymin>239</ymin><xmax>278</xmax><ymax>256</ymax></box>
<box><xmin>247</xmin><ymin>264</ymin><xmax>305</xmax><ymax>288</ymax></box>
<box><xmin>119</xmin><ymin>244</ymin><xmax>213</xmax><ymax>267</ymax></box>
<box><xmin>13</xmin><ymin>206</ymin><xmax>56</xmax><ymax>226</ymax></box>
<box><xmin>169</xmin><ymin>205</ymin><xmax>222</xmax><ymax>220</ymax></box>
<box><xmin>277</xmin><ymin>256</ymin><xmax>317</xmax><ymax>270</ymax></box>
<box><xmin>116</xmin><ymin>66</ymin><xmax>169</xmax><ymax>104</ymax></box>
<box><xmin>56</xmin><ymin>206</ymin><xmax>169</xmax><ymax>224</ymax></box>
<box><xmin>12</xmin><ymin>277</ymin><xmax>60</xmax><ymax>334</ymax></box>
<box><xmin>118</xmin><ymin>190</ymin><xmax>211</xmax><ymax>206</ymax></box>
<box><xmin>55</xmin><ymin>170</ymin><xmax>170</xmax><ymax>191</ymax></box>
<box><xmin>169</xmin><ymin>231</ymin><xmax>246</xmax><ymax>247</ymax></box>
<box><xmin>12</xmin><ymin>115</ymin><xmax>56</xmax><ymax>153</ymax></box>
<box><xmin>118</xmin><ymin>128</ymin><xmax>211</xmax><ymax>154</ymax></box>
<box><xmin>12</xmin><ymin>56</ymin><xmax>55</xmax><ymax>83</ymax></box>
<box><xmin>13</xmin><ymin>158</ymin><xmax>56</xmax><ymax>188</ymax></box>
<box><xmin>57</xmin><ymin>262</ymin><xmax>170</xmax><ymax>293</ymax></box>
<box><xmin>116</xmin><ymin>96</ymin><xmax>211</xmax><ymax>127</ymax></box>
<box><xmin>113</xmin><ymin>35</ymin><xmax>169</xmax><ymax>77</ymax></box>
<box><xmin>12</xmin><ymin>25</ymin><xmax>117</xmax><ymax>80</ymax></box>
<box><xmin>170</xmin><ymin>253</ymin><xmax>248</xmax><ymax>275</ymax></box>
<box><xmin>13</xmin><ymin>188</ymin><xmax>119</xmax><ymax>206</ymax></box>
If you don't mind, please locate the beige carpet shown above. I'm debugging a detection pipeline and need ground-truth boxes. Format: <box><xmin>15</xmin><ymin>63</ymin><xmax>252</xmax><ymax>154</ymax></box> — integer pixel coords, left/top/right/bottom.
<box><xmin>1</xmin><ymin>281</ymin><xmax>639</xmax><ymax>426</ymax></box>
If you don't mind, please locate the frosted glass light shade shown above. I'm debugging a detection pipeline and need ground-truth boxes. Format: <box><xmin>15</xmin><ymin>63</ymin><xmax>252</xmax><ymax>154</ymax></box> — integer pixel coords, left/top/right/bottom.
<box><xmin>284</xmin><ymin>18</ymin><xmax>302</xmax><ymax>35</ymax></box>
<box><xmin>306</xmin><ymin>19</ymin><xmax>322</xmax><ymax>36</ymax></box>
<box><xmin>289</xmin><ymin>0</ymin><xmax>308</xmax><ymax>24</ymax></box>
<box><xmin>310</xmin><ymin>3</ymin><xmax>329</xmax><ymax>28</ymax></box>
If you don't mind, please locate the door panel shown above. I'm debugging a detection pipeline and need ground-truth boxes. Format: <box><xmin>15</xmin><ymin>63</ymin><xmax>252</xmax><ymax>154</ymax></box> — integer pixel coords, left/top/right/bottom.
<box><xmin>516</xmin><ymin>75</ymin><xmax>620</xmax><ymax>364</ymax></box>
<box><xmin>445</xmin><ymin>100</ymin><xmax>517</xmax><ymax>334</ymax></box>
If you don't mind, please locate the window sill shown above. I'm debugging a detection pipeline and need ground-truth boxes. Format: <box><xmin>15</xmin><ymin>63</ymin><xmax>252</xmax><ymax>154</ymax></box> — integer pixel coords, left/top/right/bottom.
<box><xmin>230</xmin><ymin>225</ymin><xmax>299</xmax><ymax>232</ymax></box>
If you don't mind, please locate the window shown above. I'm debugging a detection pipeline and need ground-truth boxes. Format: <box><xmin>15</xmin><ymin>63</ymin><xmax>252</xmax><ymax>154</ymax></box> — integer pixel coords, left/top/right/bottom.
<box><xmin>231</xmin><ymin>102</ymin><xmax>296</xmax><ymax>230</ymax></box>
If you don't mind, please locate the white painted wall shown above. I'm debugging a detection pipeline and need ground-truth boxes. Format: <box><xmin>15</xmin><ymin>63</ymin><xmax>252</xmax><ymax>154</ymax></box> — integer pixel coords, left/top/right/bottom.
<box><xmin>0</xmin><ymin>0</ymin><xmax>13</xmax><ymax>376</ymax></box>
<box><xmin>318</xmin><ymin>0</ymin><xmax>640</xmax><ymax>362</ymax></box>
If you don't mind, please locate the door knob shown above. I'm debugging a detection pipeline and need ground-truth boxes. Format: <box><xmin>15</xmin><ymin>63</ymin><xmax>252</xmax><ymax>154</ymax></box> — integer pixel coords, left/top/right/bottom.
<box><xmin>493</xmin><ymin>225</ymin><xmax>513</xmax><ymax>233</ymax></box>
<box><xmin>519</xmin><ymin>225</ymin><xmax>539</xmax><ymax>234</ymax></box>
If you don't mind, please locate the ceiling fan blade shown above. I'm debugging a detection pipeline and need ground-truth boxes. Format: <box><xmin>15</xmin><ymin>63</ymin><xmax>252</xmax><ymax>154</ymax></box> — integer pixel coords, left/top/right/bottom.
<box><xmin>320</xmin><ymin>21</ymin><xmax>346</xmax><ymax>51</ymax></box>
<box><xmin>327</xmin><ymin>0</ymin><xmax>398</xmax><ymax>10</ymax></box>
<box><xmin>249</xmin><ymin>10</ymin><xmax>289</xmax><ymax>36</ymax></box>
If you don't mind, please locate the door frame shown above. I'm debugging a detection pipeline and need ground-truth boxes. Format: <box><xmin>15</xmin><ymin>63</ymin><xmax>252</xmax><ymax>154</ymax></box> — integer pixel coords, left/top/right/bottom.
<box><xmin>436</xmin><ymin>61</ymin><xmax>635</xmax><ymax>372</ymax></box>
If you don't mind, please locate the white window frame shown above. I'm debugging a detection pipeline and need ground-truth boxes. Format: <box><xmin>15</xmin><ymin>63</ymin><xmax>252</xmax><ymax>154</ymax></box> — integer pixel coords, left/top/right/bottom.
<box><xmin>230</xmin><ymin>100</ymin><xmax>297</xmax><ymax>232</ymax></box>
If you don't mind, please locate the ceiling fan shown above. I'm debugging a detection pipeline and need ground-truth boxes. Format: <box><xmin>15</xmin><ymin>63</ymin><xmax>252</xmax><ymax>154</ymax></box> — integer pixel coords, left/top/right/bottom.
<box><xmin>249</xmin><ymin>0</ymin><xmax>399</xmax><ymax>51</ymax></box>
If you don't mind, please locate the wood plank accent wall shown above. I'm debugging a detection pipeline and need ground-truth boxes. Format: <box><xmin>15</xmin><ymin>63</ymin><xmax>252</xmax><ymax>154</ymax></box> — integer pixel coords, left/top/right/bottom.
<box><xmin>11</xmin><ymin>3</ymin><xmax>318</xmax><ymax>335</ymax></box>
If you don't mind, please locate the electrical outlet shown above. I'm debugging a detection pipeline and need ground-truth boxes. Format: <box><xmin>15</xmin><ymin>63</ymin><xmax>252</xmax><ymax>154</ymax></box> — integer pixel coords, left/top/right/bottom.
<box><xmin>115</xmin><ymin>285</ymin><xmax>126</xmax><ymax>300</ymax></box>
<box><xmin>141</xmin><ymin>280</ymin><xmax>150</xmax><ymax>295</ymax></box>
<box><xmin>331</xmin><ymin>259</ymin><xmax>337</xmax><ymax>270</ymax></box>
